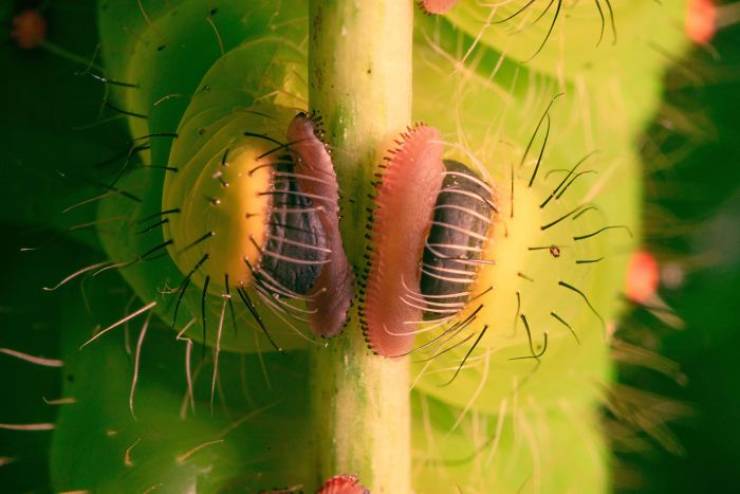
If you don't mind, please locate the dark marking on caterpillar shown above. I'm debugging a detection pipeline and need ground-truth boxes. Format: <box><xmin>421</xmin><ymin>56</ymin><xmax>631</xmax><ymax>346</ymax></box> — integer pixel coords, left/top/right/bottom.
<box><xmin>255</xmin><ymin>162</ymin><xmax>329</xmax><ymax>295</ymax></box>
<box><xmin>420</xmin><ymin>160</ymin><xmax>496</xmax><ymax>321</ymax></box>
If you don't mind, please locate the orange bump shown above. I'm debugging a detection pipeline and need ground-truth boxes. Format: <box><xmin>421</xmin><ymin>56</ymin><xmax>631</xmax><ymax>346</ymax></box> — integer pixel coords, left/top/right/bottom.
<box><xmin>626</xmin><ymin>250</ymin><xmax>660</xmax><ymax>304</ymax></box>
<box><xmin>686</xmin><ymin>0</ymin><xmax>717</xmax><ymax>44</ymax></box>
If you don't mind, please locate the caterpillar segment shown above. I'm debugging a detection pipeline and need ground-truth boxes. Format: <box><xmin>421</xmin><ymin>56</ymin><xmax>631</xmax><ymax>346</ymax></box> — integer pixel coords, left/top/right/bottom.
<box><xmin>287</xmin><ymin>112</ymin><xmax>354</xmax><ymax>338</ymax></box>
<box><xmin>360</xmin><ymin>126</ymin><xmax>497</xmax><ymax>357</ymax></box>
<box><xmin>162</xmin><ymin>109</ymin><xmax>351</xmax><ymax>341</ymax></box>
<box><xmin>419</xmin><ymin>160</ymin><xmax>497</xmax><ymax>321</ymax></box>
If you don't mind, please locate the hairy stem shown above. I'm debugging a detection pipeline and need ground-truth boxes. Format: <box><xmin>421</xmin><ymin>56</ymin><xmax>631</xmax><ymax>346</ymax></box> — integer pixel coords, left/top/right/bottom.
<box><xmin>308</xmin><ymin>1</ymin><xmax>413</xmax><ymax>492</ymax></box>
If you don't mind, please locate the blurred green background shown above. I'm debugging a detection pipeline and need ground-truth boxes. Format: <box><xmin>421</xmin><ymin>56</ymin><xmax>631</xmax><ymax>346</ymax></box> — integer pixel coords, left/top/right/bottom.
<box><xmin>616</xmin><ymin>11</ymin><xmax>740</xmax><ymax>491</ymax></box>
<box><xmin>1</xmin><ymin>0</ymin><xmax>739</xmax><ymax>492</ymax></box>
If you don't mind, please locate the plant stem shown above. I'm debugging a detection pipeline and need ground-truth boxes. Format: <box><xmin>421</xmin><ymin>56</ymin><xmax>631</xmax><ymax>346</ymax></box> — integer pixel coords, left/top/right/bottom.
<box><xmin>308</xmin><ymin>1</ymin><xmax>413</xmax><ymax>492</ymax></box>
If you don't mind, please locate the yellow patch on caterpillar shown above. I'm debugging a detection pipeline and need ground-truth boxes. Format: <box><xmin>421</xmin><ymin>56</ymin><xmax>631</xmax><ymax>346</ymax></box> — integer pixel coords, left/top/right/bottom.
<box><xmin>164</xmin><ymin>141</ymin><xmax>274</xmax><ymax>293</ymax></box>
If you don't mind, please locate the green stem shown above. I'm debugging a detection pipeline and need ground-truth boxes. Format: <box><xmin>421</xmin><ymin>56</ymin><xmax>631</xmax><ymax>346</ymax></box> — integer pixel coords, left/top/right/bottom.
<box><xmin>308</xmin><ymin>1</ymin><xmax>414</xmax><ymax>492</ymax></box>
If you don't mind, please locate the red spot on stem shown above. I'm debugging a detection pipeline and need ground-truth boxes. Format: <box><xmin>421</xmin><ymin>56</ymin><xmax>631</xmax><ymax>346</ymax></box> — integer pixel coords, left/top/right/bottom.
<box><xmin>317</xmin><ymin>474</ymin><xmax>369</xmax><ymax>494</ymax></box>
<box><xmin>363</xmin><ymin>125</ymin><xmax>445</xmax><ymax>357</ymax></box>
<box><xmin>420</xmin><ymin>0</ymin><xmax>459</xmax><ymax>14</ymax></box>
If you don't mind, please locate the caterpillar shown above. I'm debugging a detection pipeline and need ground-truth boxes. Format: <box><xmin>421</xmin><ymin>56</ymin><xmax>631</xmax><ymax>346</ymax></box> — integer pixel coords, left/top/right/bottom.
<box><xmin>162</xmin><ymin>106</ymin><xmax>352</xmax><ymax>340</ymax></box>
<box><xmin>362</xmin><ymin>131</ymin><xmax>501</xmax><ymax>360</ymax></box>
<box><xmin>94</xmin><ymin>34</ymin><xmax>335</xmax><ymax>354</ymax></box>
<box><xmin>357</xmin><ymin>85</ymin><xmax>636</xmax><ymax>417</ymax></box>
<box><xmin>0</xmin><ymin>1</ymin><xmax>693</xmax><ymax>493</ymax></box>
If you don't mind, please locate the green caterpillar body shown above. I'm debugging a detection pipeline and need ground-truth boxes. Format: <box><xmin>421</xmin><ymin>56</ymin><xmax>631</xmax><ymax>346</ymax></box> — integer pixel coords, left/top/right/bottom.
<box><xmin>45</xmin><ymin>1</ymin><xmax>690</xmax><ymax>492</ymax></box>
